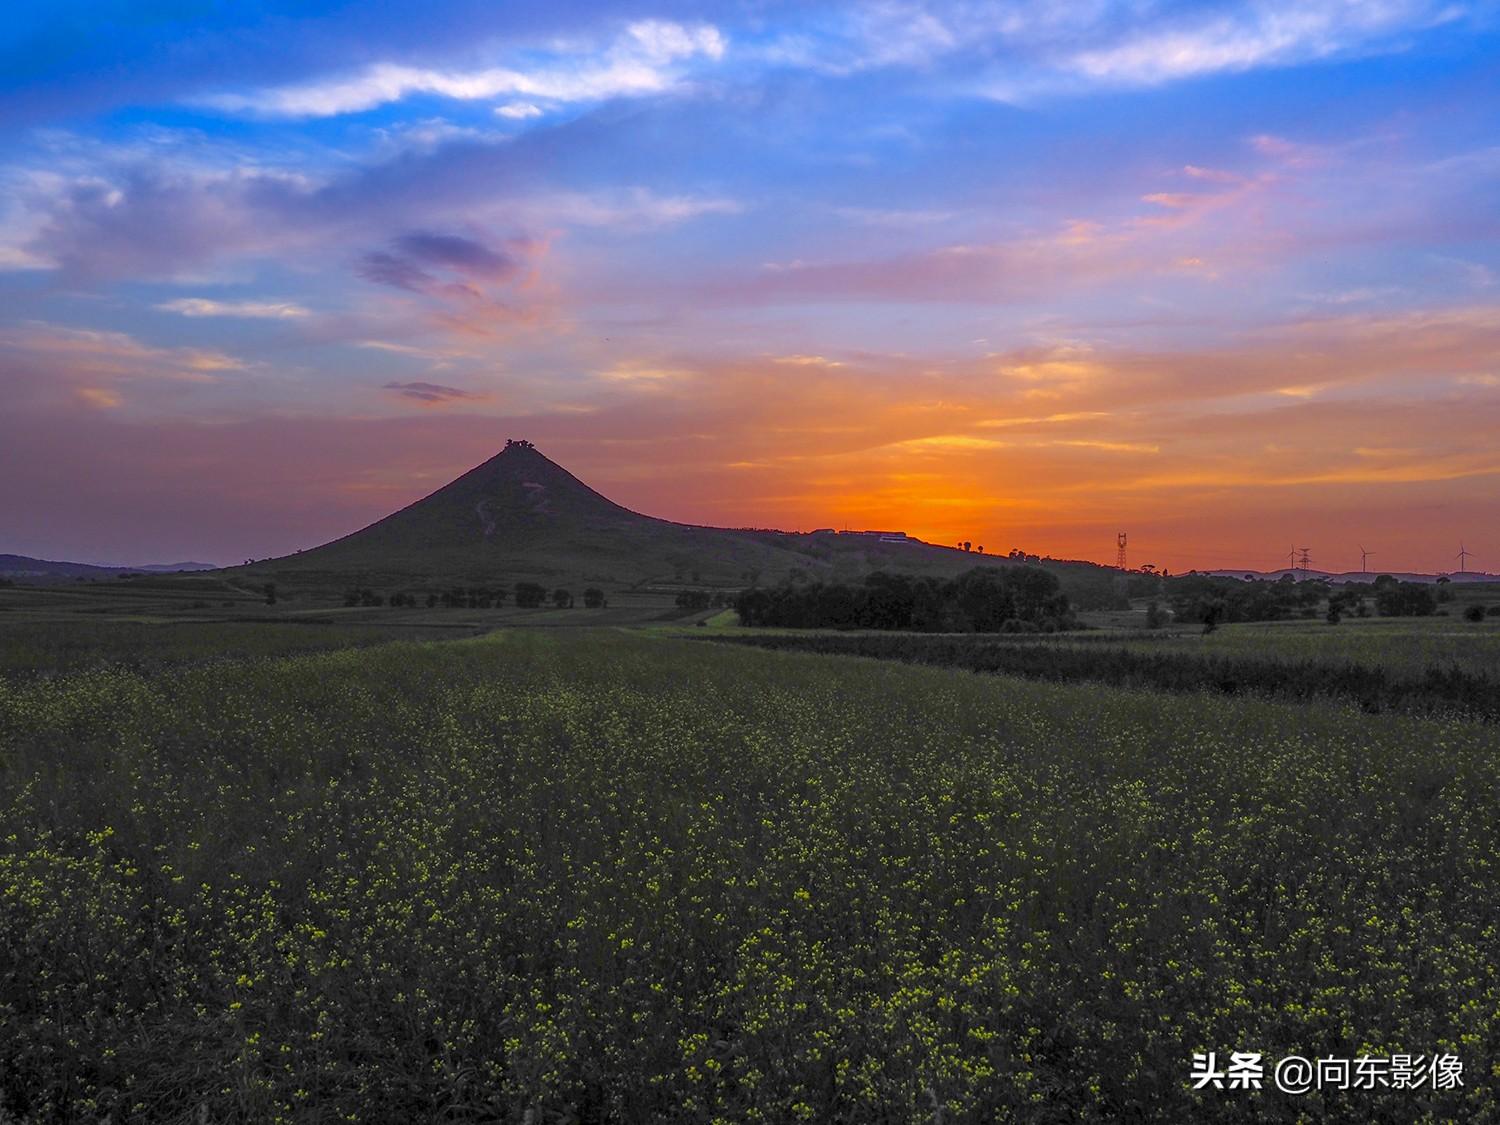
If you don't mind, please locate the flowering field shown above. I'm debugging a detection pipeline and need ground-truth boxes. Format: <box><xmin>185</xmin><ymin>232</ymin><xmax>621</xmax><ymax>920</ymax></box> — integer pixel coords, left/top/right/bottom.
<box><xmin>0</xmin><ymin>618</ymin><xmax>474</xmax><ymax>679</ymax></box>
<box><xmin>2</xmin><ymin>629</ymin><xmax>1497</xmax><ymax>1122</ymax></box>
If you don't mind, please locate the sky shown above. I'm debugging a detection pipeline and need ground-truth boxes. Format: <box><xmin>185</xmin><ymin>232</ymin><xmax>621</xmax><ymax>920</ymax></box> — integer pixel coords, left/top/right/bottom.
<box><xmin>1</xmin><ymin>1</ymin><xmax>1498</xmax><ymax>572</ymax></box>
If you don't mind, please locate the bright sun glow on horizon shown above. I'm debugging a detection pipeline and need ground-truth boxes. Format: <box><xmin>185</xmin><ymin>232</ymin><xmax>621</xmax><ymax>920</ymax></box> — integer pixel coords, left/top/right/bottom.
<box><xmin>1</xmin><ymin>2</ymin><xmax>1497</xmax><ymax>573</ymax></box>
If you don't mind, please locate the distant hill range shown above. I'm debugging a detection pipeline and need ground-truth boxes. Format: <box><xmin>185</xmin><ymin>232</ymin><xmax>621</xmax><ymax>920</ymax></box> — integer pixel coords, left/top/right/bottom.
<box><xmin>238</xmin><ymin>439</ymin><xmax>1013</xmax><ymax>590</ymax></box>
<box><xmin>1201</xmin><ymin>568</ymin><xmax>1495</xmax><ymax>585</ymax></box>
<box><xmin>0</xmin><ymin>555</ymin><xmax>218</xmax><ymax>582</ymax></box>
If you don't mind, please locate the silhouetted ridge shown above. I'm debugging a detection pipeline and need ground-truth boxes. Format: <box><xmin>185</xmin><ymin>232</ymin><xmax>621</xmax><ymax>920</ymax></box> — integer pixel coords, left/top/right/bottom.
<box><xmin>245</xmin><ymin>439</ymin><xmax>1028</xmax><ymax>588</ymax></box>
<box><xmin>311</xmin><ymin>439</ymin><xmax>669</xmax><ymax>558</ymax></box>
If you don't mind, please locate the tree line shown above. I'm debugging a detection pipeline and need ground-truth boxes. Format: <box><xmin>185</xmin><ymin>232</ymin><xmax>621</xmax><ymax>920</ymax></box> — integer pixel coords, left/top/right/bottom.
<box><xmin>734</xmin><ymin>566</ymin><xmax>1076</xmax><ymax>632</ymax></box>
<box><xmin>1157</xmin><ymin>573</ymin><xmax>1456</xmax><ymax>628</ymax></box>
<box><xmin>341</xmin><ymin>584</ymin><xmax>607</xmax><ymax>609</ymax></box>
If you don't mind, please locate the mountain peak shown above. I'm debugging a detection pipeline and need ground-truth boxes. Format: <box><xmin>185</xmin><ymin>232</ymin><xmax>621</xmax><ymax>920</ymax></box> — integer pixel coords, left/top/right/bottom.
<box><xmin>243</xmin><ymin>441</ymin><xmax>967</xmax><ymax>587</ymax></box>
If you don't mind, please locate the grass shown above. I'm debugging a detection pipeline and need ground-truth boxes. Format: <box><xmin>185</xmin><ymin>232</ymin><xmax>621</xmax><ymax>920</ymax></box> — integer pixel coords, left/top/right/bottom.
<box><xmin>0</xmin><ymin>581</ymin><xmax>711</xmax><ymax>679</ymax></box>
<box><xmin>3</xmin><ymin>628</ymin><xmax>1497</xmax><ymax>1121</ymax></box>
<box><xmin>1110</xmin><ymin>615</ymin><xmax>1500</xmax><ymax>678</ymax></box>
<box><xmin>0</xmin><ymin>618</ymin><xmax>483</xmax><ymax>680</ymax></box>
<box><xmin>698</xmin><ymin>622</ymin><xmax>1500</xmax><ymax>722</ymax></box>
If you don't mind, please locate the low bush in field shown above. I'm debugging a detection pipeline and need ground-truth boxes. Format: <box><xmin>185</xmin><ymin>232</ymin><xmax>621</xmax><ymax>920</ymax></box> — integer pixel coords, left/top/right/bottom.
<box><xmin>2</xmin><ymin>633</ymin><xmax>1497</xmax><ymax>1122</ymax></box>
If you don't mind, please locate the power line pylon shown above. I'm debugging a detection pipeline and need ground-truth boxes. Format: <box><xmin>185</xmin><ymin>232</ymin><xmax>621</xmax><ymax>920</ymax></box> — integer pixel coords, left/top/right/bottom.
<box><xmin>1116</xmin><ymin>531</ymin><xmax>1128</xmax><ymax>570</ymax></box>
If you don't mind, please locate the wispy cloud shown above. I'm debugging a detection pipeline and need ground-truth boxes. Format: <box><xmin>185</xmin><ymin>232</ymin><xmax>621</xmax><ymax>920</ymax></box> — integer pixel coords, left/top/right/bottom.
<box><xmin>357</xmin><ymin>340</ymin><xmax>471</xmax><ymax>362</ymax></box>
<box><xmin>382</xmin><ymin>380</ymin><xmax>488</xmax><ymax>406</ymax></box>
<box><xmin>203</xmin><ymin>20</ymin><xmax>726</xmax><ymax>118</ymax></box>
<box><xmin>750</xmin><ymin>1</ymin><xmax>1472</xmax><ymax>97</ymax></box>
<box><xmin>535</xmin><ymin>189</ymin><xmax>742</xmax><ymax>229</ymax></box>
<box><xmin>1058</xmin><ymin>2</ymin><xmax>1462</xmax><ymax>89</ymax></box>
<box><xmin>157</xmin><ymin>297</ymin><xmax>310</xmax><ymax>318</ymax></box>
<box><xmin>2</xmin><ymin>322</ymin><xmax>245</xmax><ymax>379</ymax></box>
<box><xmin>772</xmin><ymin>354</ymin><xmax>844</xmax><ymax>367</ymax></box>
<box><xmin>596</xmin><ymin>360</ymin><xmax>692</xmax><ymax>385</ymax></box>
<box><xmin>74</xmin><ymin>387</ymin><xmax>124</xmax><ymax>410</ymax></box>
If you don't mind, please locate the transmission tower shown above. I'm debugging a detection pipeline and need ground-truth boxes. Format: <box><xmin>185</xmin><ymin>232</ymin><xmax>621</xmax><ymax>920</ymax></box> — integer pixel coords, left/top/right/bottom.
<box><xmin>1116</xmin><ymin>531</ymin><xmax>1128</xmax><ymax>570</ymax></box>
<box><xmin>1296</xmin><ymin>547</ymin><xmax>1312</xmax><ymax>575</ymax></box>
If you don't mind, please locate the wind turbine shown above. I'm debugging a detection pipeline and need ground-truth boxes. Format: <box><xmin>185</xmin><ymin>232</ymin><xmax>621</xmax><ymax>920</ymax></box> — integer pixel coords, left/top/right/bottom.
<box><xmin>1456</xmin><ymin>543</ymin><xmax>1475</xmax><ymax>574</ymax></box>
<box><xmin>1359</xmin><ymin>545</ymin><xmax>1373</xmax><ymax>574</ymax></box>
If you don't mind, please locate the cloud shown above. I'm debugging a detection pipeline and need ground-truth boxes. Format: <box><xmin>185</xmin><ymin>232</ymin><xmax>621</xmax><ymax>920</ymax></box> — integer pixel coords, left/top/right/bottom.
<box><xmin>382</xmin><ymin>380</ymin><xmax>488</xmax><ymax>405</ymax></box>
<box><xmin>358</xmin><ymin>250</ymin><xmax>435</xmax><ymax>293</ymax></box>
<box><xmin>772</xmin><ymin>354</ymin><xmax>843</xmax><ymax>367</ymax></box>
<box><xmin>391</xmin><ymin>231</ymin><xmax>517</xmax><ymax>277</ymax></box>
<box><xmin>596</xmin><ymin>360</ymin><xmax>692</xmax><ymax>385</ymax></box>
<box><xmin>357</xmin><ymin>340</ymin><xmax>471</xmax><ymax>361</ymax></box>
<box><xmin>833</xmin><ymin>206</ymin><xmax>958</xmax><ymax>227</ymax></box>
<box><xmin>352</xmin><ymin>229</ymin><xmax>547</xmax><ymax>335</ymax></box>
<box><xmin>202</xmin><ymin>20</ymin><xmax>726</xmax><ymax>119</ymax></box>
<box><xmin>744</xmin><ymin>1</ymin><xmax>1471</xmax><ymax>100</ymax></box>
<box><xmin>528</xmin><ymin>188</ymin><xmax>742</xmax><ymax>229</ymax></box>
<box><xmin>980</xmin><ymin>0</ymin><xmax>1468</xmax><ymax>98</ymax></box>
<box><xmin>75</xmin><ymin>387</ymin><xmax>123</xmax><ymax>410</ymax></box>
<box><xmin>1</xmin><ymin>322</ymin><xmax>245</xmax><ymax>380</ymax></box>
<box><xmin>496</xmin><ymin>102</ymin><xmax>543</xmax><ymax>120</ymax></box>
<box><xmin>358</xmin><ymin>229</ymin><xmax>521</xmax><ymax>295</ymax></box>
<box><xmin>157</xmin><ymin>297</ymin><xmax>310</xmax><ymax>318</ymax></box>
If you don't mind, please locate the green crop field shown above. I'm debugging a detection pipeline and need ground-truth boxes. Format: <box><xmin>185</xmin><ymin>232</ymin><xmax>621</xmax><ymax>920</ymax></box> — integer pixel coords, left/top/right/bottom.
<box><xmin>3</xmin><ymin>626</ymin><xmax>1497</xmax><ymax>1122</ymax></box>
<box><xmin>1106</xmin><ymin>616</ymin><xmax>1500</xmax><ymax>679</ymax></box>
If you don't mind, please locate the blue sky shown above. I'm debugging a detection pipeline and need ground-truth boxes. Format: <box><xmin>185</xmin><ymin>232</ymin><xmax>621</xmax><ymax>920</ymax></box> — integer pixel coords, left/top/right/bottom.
<box><xmin>2</xmin><ymin>1</ymin><xmax>1498</xmax><ymax>570</ymax></box>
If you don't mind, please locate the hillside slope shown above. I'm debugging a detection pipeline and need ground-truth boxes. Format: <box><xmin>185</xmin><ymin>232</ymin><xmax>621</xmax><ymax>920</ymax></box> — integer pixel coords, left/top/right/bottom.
<box><xmin>244</xmin><ymin>440</ymin><xmax>984</xmax><ymax>589</ymax></box>
<box><xmin>0</xmin><ymin>555</ymin><xmax>218</xmax><ymax>582</ymax></box>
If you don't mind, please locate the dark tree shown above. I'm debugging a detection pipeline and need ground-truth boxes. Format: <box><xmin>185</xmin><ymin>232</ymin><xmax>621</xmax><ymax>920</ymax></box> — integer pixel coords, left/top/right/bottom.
<box><xmin>552</xmin><ymin>588</ymin><xmax>574</xmax><ymax>609</ymax></box>
<box><xmin>733</xmin><ymin>566</ymin><xmax>1074</xmax><ymax>633</ymax></box>
<box><xmin>1374</xmin><ymin>581</ymin><xmax>1436</xmax><ymax>618</ymax></box>
<box><xmin>583</xmin><ymin>587</ymin><xmax>606</xmax><ymax>609</ymax></box>
<box><xmin>515</xmin><ymin>582</ymin><xmax>547</xmax><ymax>608</ymax></box>
<box><xmin>676</xmin><ymin>590</ymin><xmax>712</xmax><ymax>611</ymax></box>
